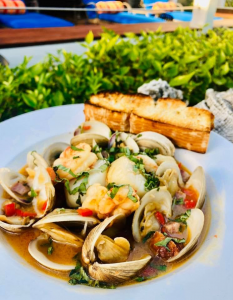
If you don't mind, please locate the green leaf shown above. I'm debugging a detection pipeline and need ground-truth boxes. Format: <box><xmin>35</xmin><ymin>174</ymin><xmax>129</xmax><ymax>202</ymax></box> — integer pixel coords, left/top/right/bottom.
<box><xmin>22</xmin><ymin>93</ymin><xmax>37</xmax><ymax>108</ymax></box>
<box><xmin>169</xmin><ymin>72</ymin><xmax>195</xmax><ymax>87</ymax></box>
<box><xmin>213</xmin><ymin>77</ymin><xmax>226</xmax><ymax>85</ymax></box>
<box><xmin>71</xmin><ymin>145</ymin><xmax>84</xmax><ymax>151</ymax></box>
<box><xmin>183</xmin><ymin>55</ymin><xmax>201</xmax><ymax>64</ymax></box>
<box><xmin>174</xmin><ymin>210</ymin><xmax>191</xmax><ymax>225</ymax></box>
<box><xmin>85</xmin><ymin>31</ymin><xmax>94</xmax><ymax>44</ymax></box>
<box><xmin>220</xmin><ymin>62</ymin><xmax>229</xmax><ymax>76</ymax></box>
<box><xmin>154</xmin><ymin>237</ymin><xmax>186</xmax><ymax>251</ymax></box>
<box><xmin>127</xmin><ymin>185</ymin><xmax>138</xmax><ymax>203</ymax></box>
<box><xmin>51</xmin><ymin>90</ymin><xmax>65</xmax><ymax>106</ymax></box>
<box><xmin>204</xmin><ymin>56</ymin><xmax>216</xmax><ymax>70</ymax></box>
<box><xmin>142</xmin><ymin>231</ymin><xmax>155</xmax><ymax>243</ymax></box>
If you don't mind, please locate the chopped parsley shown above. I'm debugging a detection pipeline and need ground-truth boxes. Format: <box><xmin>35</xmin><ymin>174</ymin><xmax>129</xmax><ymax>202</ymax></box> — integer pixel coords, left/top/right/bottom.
<box><xmin>135</xmin><ymin>276</ymin><xmax>146</xmax><ymax>282</ymax></box>
<box><xmin>144</xmin><ymin>148</ymin><xmax>159</xmax><ymax>158</ymax></box>
<box><xmin>136</xmin><ymin>134</ymin><xmax>142</xmax><ymax>138</ymax></box>
<box><xmin>53</xmin><ymin>165</ymin><xmax>77</xmax><ymax>178</ymax></box>
<box><xmin>142</xmin><ymin>231</ymin><xmax>155</xmax><ymax>243</ymax></box>
<box><xmin>69</xmin><ymin>259</ymin><xmax>116</xmax><ymax>289</ymax></box>
<box><xmin>154</xmin><ymin>237</ymin><xmax>186</xmax><ymax>251</ymax></box>
<box><xmin>92</xmin><ymin>144</ymin><xmax>102</xmax><ymax>154</ymax></box>
<box><xmin>30</xmin><ymin>188</ymin><xmax>37</xmax><ymax>198</ymax></box>
<box><xmin>41</xmin><ymin>237</ymin><xmax>53</xmax><ymax>255</ymax></box>
<box><xmin>70</xmin><ymin>145</ymin><xmax>84</xmax><ymax>151</ymax></box>
<box><xmin>144</xmin><ymin>174</ymin><xmax>160</xmax><ymax>191</ymax></box>
<box><xmin>173</xmin><ymin>197</ymin><xmax>184</xmax><ymax>205</ymax></box>
<box><xmin>98</xmin><ymin>162</ymin><xmax>109</xmax><ymax>172</ymax></box>
<box><xmin>174</xmin><ymin>209</ymin><xmax>191</xmax><ymax>225</ymax></box>
<box><xmin>107</xmin><ymin>183</ymin><xmax>138</xmax><ymax>203</ymax></box>
<box><xmin>73</xmin><ymin>156</ymin><xmax>80</xmax><ymax>159</ymax></box>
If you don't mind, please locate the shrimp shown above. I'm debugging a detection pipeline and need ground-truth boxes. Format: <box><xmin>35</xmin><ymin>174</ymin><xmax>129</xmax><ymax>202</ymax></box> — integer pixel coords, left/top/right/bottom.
<box><xmin>82</xmin><ymin>183</ymin><xmax>140</xmax><ymax>219</ymax></box>
<box><xmin>53</xmin><ymin>143</ymin><xmax>98</xmax><ymax>180</ymax></box>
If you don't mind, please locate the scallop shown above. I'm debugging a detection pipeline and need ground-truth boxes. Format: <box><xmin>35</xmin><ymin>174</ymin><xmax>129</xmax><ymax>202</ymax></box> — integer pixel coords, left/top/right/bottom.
<box><xmin>135</xmin><ymin>131</ymin><xmax>175</xmax><ymax>156</ymax></box>
<box><xmin>71</xmin><ymin>121</ymin><xmax>111</xmax><ymax>147</ymax></box>
<box><xmin>132</xmin><ymin>187</ymin><xmax>173</xmax><ymax>242</ymax></box>
<box><xmin>82</xmin><ymin>214</ymin><xmax>151</xmax><ymax>283</ymax></box>
<box><xmin>107</xmin><ymin>156</ymin><xmax>146</xmax><ymax>197</ymax></box>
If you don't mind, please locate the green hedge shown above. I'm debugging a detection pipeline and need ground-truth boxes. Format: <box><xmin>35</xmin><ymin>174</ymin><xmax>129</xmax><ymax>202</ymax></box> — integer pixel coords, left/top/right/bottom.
<box><xmin>0</xmin><ymin>27</ymin><xmax>233</xmax><ymax>122</ymax></box>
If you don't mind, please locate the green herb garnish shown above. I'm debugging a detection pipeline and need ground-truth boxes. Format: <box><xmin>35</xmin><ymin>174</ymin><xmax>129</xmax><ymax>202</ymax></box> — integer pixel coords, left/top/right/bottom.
<box><xmin>144</xmin><ymin>148</ymin><xmax>159</xmax><ymax>158</ymax></box>
<box><xmin>173</xmin><ymin>197</ymin><xmax>184</xmax><ymax>205</ymax></box>
<box><xmin>142</xmin><ymin>231</ymin><xmax>155</xmax><ymax>243</ymax></box>
<box><xmin>154</xmin><ymin>237</ymin><xmax>186</xmax><ymax>251</ymax></box>
<box><xmin>144</xmin><ymin>174</ymin><xmax>160</xmax><ymax>191</ymax></box>
<box><xmin>73</xmin><ymin>156</ymin><xmax>80</xmax><ymax>159</ymax></box>
<box><xmin>98</xmin><ymin>162</ymin><xmax>109</xmax><ymax>172</ymax></box>
<box><xmin>135</xmin><ymin>276</ymin><xmax>146</xmax><ymax>282</ymax></box>
<box><xmin>136</xmin><ymin>134</ymin><xmax>142</xmax><ymax>138</ymax></box>
<box><xmin>174</xmin><ymin>209</ymin><xmax>191</xmax><ymax>225</ymax></box>
<box><xmin>127</xmin><ymin>185</ymin><xmax>138</xmax><ymax>203</ymax></box>
<box><xmin>70</xmin><ymin>145</ymin><xmax>84</xmax><ymax>151</ymax></box>
<box><xmin>30</xmin><ymin>188</ymin><xmax>37</xmax><ymax>198</ymax></box>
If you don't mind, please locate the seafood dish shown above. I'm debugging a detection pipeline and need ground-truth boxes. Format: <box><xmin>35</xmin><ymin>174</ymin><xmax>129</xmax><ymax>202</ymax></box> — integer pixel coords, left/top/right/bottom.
<box><xmin>0</xmin><ymin>120</ymin><xmax>208</xmax><ymax>289</ymax></box>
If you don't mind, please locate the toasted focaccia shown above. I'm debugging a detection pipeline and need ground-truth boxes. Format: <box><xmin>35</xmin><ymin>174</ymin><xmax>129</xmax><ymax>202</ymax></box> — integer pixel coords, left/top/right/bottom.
<box><xmin>84</xmin><ymin>103</ymin><xmax>130</xmax><ymax>132</ymax></box>
<box><xmin>85</xmin><ymin>92</ymin><xmax>215</xmax><ymax>153</ymax></box>
<box><xmin>130</xmin><ymin>114</ymin><xmax>210</xmax><ymax>153</ymax></box>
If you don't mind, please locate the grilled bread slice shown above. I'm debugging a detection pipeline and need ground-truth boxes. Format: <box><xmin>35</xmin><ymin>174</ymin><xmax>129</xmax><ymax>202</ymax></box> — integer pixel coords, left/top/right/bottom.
<box><xmin>130</xmin><ymin>114</ymin><xmax>210</xmax><ymax>153</ymax></box>
<box><xmin>84</xmin><ymin>103</ymin><xmax>130</xmax><ymax>132</ymax></box>
<box><xmin>85</xmin><ymin>92</ymin><xmax>214</xmax><ymax>153</ymax></box>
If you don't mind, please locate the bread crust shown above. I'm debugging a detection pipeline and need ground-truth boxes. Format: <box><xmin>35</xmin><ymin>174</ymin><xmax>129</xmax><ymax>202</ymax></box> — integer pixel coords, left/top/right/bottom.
<box><xmin>130</xmin><ymin>114</ymin><xmax>210</xmax><ymax>153</ymax></box>
<box><xmin>133</xmin><ymin>98</ymin><xmax>214</xmax><ymax>132</ymax></box>
<box><xmin>90</xmin><ymin>93</ymin><xmax>214</xmax><ymax>132</ymax></box>
<box><xmin>84</xmin><ymin>103</ymin><xmax>130</xmax><ymax>132</ymax></box>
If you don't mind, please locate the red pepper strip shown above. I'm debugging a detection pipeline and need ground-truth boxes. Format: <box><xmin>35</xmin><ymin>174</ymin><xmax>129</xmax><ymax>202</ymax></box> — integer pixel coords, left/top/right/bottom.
<box><xmin>178</xmin><ymin>162</ymin><xmax>182</xmax><ymax>169</ymax></box>
<box><xmin>83</xmin><ymin>125</ymin><xmax>91</xmax><ymax>131</ymax></box>
<box><xmin>77</xmin><ymin>208</ymin><xmax>93</xmax><ymax>217</ymax></box>
<box><xmin>41</xmin><ymin>201</ymin><xmax>47</xmax><ymax>211</ymax></box>
<box><xmin>4</xmin><ymin>203</ymin><xmax>16</xmax><ymax>217</ymax></box>
<box><xmin>15</xmin><ymin>209</ymin><xmax>36</xmax><ymax>218</ymax></box>
<box><xmin>155</xmin><ymin>211</ymin><xmax>165</xmax><ymax>225</ymax></box>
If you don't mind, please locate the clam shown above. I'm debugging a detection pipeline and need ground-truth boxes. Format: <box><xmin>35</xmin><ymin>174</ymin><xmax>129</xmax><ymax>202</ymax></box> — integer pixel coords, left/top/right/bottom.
<box><xmin>0</xmin><ymin>215</ymin><xmax>35</xmax><ymax>233</ymax></box>
<box><xmin>135</xmin><ymin>131</ymin><xmax>175</xmax><ymax>156</ymax></box>
<box><xmin>107</xmin><ymin>156</ymin><xmax>146</xmax><ymax>197</ymax></box>
<box><xmin>117</xmin><ymin>132</ymin><xmax>139</xmax><ymax>153</ymax></box>
<box><xmin>185</xmin><ymin>166</ymin><xmax>206</xmax><ymax>209</ymax></box>
<box><xmin>0</xmin><ymin>168</ymin><xmax>31</xmax><ymax>205</ymax></box>
<box><xmin>34</xmin><ymin>222</ymin><xmax>83</xmax><ymax>248</ymax></box>
<box><xmin>65</xmin><ymin>160</ymin><xmax>108</xmax><ymax>208</ymax></box>
<box><xmin>71</xmin><ymin>121</ymin><xmax>111</xmax><ymax>147</ymax></box>
<box><xmin>160</xmin><ymin>169</ymin><xmax>179</xmax><ymax>196</ymax></box>
<box><xmin>28</xmin><ymin>234</ymin><xmax>76</xmax><ymax>271</ymax></box>
<box><xmin>43</xmin><ymin>142</ymin><xmax>69</xmax><ymax>166</ymax></box>
<box><xmin>33</xmin><ymin>208</ymin><xmax>100</xmax><ymax>228</ymax></box>
<box><xmin>132</xmin><ymin>187</ymin><xmax>173</xmax><ymax>243</ymax></box>
<box><xmin>96</xmin><ymin>235</ymin><xmax>130</xmax><ymax>263</ymax></box>
<box><xmin>167</xmin><ymin>208</ymin><xmax>204</xmax><ymax>262</ymax></box>
<box><xmin>82</xmin><ymin>214</ymin><xmax>151</xmax><ymax>283</ymax></box>
<box><xmin>154</xmin><ymin>154</ymin><xmax>176</xmax><ymax>165</ymax></box>
<box><xmin>27</xmin><ymin>151</ymin><xmax>48</xmax><ymax>169</ymax></box>
<box><xmin>156</xmin><ymin>161</ymin><xmax>184</xmax><ymax>187</ymax></box>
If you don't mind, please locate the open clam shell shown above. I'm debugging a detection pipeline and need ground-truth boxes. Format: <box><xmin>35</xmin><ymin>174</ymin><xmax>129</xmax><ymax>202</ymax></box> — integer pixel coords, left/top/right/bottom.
<box><xmin>117</xmin><ymin>132</ymin><xmax>139</xmax><ymax>153</ymax></box>
<box><xmin>0</xmin><ymin>216</ymin><xmax>35</xmax><ymax>233</ymax></box>
<box><xmin>33</xmin><ymin>208</ymin><xmax>100</xmax><ymax>228</ymax></box>
<box><xmin>28</xmin><ymin>234</ymin><xmax>76</xmax><ymax>271</ymax></box>
<box><xmin>82</xmin><ymin>214</ymin><xmax>151</xmax><ymax>283</ymax></box>
<box><xmin>27</xmin><ymin>151</ymin><xmax>48</xmax><ymax>169</ymax></box>
<box><xmin>132</xmin><ymin>187</ymin><xmax>173</xmax><ymax>243</ymax></box>
<box><xmin>156</xmin><ymin>161</ymin><xmax>184</xmax><ymax>187</ymax></box>
<box><xmin>43</xmin><ymin>142</ymin><xmax>69</xmax><ymax>166</ymax></box>
<box><xmin>185</xmin><ymin>166</ymin><xmax>206</xmax><ymax>209</ymax></box>
<box><xmin>167</xmin><ymin>208</ymin><xmax>204</xmax><ymax>262</ymax></box>
<box><xmin>135</xmin><ymin>131</ymin><xmax>175</xmax><ymax>156</ymax></box>
<box><xmin>0</xmin><ymin>168</ymin><xmax>31</xmax><ymax>205</ymax></box>
<box><xmin>71</xmin><ymin>121</ymin><xmax>111</xmax><ymax>147</ymax></box>
<box><xmin>35</xmin><ymin>222</ymin><xmax>83</xmax><ymax>248</ymax></box>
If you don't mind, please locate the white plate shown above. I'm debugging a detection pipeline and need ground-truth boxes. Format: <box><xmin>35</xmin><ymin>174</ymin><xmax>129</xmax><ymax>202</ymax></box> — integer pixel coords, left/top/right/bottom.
<box><xmin>0</xmin><ymin>104</ymin><xmax>233</xmax><ymax>300</ymax></box>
